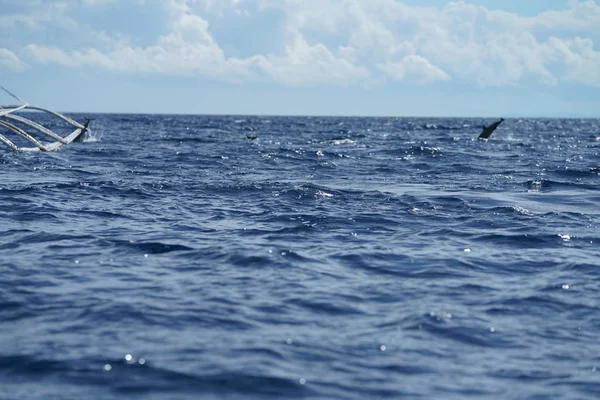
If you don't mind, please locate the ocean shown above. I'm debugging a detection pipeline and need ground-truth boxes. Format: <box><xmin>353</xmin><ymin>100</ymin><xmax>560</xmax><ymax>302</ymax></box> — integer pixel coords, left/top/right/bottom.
<box><xmin>1</xmin><ymin>114</ymin><xmax>599</xmax><ymax>399</ymax></box>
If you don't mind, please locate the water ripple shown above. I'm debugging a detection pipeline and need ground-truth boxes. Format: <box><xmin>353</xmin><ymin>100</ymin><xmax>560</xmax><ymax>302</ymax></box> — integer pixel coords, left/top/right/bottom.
<box><xmin>1</xmin><ymin>115</ymin><xmax>599</xmax><ymax>399</ymax></box>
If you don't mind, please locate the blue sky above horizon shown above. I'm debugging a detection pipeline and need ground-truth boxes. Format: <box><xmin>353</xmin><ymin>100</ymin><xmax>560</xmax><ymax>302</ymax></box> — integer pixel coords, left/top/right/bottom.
<box><xmin>1</xmin><ymin>0</ymin><xmax>599</xmax><ymax>117</ymax></box>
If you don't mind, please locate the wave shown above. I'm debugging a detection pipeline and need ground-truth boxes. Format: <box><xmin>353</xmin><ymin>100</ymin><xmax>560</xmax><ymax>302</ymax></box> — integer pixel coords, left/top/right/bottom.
<box><xmin>0</xmin><ymin>354</ymin><xmax>307</xmax><ymax>398</ymax></box>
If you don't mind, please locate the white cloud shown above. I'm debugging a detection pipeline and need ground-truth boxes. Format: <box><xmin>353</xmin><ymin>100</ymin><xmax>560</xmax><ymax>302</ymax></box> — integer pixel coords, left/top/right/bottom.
<box><xmin>195</xmin><ymin>0</ymin><xmax>251</xmax><ymax>16</ymax></box>
<box><xmin>0</xmin><ymin>49</ymin><xmax>27</xmax><ymax>72</ymax></box>
<box><xmin>81</xmin><ymin>0</ymin><xmax>117</xmax><ymax>6</ymax></box>
<box><xmin>378</xmin><ymin>55</ymin><xmax>450</xmax><ymax>84</ymax></box>
<box><xmin>25</xmin><ymin>0</ymin><xmax>251</xmax><ymax>80</ymax></box>
<box><xmin>266</xmin><ymin>0</ymin><xmax>600</xmax><ymax>87</ymax></box>
<box><xmin>14</xmin><ymin>0</ymin><xmax>600</xmax><ymax>88</ymax></box>
<box><xmin>250</xmin><ymin>34</ymin><xmax>370</xmax><ymax>85</ymax></box>
<box><xmin>533</xmin><ymin>0</ymin><xmax>600</xmax><ymax>32</ymax></box>
<box><xmin>545</xmin><ymin>36</ymin><xmax>600</xmax><ymax>87</ymax></box>
<box><xmin>0</xmin><ymin>1</ymin><xmax>78</xmax><ymax>30</ymax></box>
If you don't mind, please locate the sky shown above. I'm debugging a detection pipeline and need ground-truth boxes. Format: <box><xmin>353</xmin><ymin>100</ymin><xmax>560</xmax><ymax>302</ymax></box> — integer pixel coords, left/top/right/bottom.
<box><xmin>1</xmin><ymin>0</ymin><xmax>599</xmax><ymax>117</ymax></box>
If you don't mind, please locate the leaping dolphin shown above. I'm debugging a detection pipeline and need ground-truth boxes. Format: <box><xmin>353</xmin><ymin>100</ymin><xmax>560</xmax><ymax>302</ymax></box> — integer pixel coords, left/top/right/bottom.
<box><xmin>478</xmin><ymin>118</ymin><xmax>504</xmax><ymax>139</ymax></box>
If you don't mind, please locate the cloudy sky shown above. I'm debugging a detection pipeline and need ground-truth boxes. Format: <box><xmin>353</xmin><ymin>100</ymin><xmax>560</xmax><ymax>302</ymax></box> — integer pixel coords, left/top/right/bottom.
<box><xmin>1</xmin><ymin>0</ymin><xmax>599</xmax><ymax>117</ymax></box>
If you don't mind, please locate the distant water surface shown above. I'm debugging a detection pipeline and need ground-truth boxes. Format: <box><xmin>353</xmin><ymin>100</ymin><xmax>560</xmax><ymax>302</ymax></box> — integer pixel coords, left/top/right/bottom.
<box><xmin>1</xmin><ymin>115</ymin><xmax>599</xmax><ymax>399</ymax></box>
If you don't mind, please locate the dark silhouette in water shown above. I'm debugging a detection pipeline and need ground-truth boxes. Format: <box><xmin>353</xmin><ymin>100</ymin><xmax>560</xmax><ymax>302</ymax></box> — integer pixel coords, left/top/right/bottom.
<box><xmin>74</xmin><ymin>118</ymin><xmax>94</xmax><ymax>142</ymax></box>
<box><xmin>246</xmin><ymin>134</ymin><xmax>258</xmax><ymax>140</ymax></box>
<box><xmin>479</xmin><ymin>118</ymin><xmax>504</xmax><ymax>139</ymax></box>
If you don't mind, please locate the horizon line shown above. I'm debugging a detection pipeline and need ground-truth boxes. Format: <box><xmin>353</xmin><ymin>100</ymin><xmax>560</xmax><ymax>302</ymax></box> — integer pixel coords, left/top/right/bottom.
<box><xmin>52</xmin><ymin>110</ymin><xmax>600</xmax><ymax>119</ymax></box>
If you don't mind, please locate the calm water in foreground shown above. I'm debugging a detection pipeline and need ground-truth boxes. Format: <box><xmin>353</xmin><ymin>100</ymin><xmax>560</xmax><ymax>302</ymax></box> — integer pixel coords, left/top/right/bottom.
<box><xmin>1</xmin><ymin>115</ymin><xmax>599</xmax><ymax>399</ymax></box>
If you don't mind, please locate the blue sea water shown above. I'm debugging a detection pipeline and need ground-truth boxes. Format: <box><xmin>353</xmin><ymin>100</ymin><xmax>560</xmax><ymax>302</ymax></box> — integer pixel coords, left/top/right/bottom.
<box><xmin>1</xmin><ymin>114</ymin><xmax>600</xmax><ymax>399</ymax></box>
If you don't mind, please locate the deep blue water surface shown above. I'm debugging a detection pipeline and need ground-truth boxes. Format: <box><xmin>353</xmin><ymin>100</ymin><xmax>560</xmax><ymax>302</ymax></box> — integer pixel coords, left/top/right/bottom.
<box><xmin>1</xmin><ymin>115</ymin><xmax>600</xmax><ymax>399</ymax></box>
